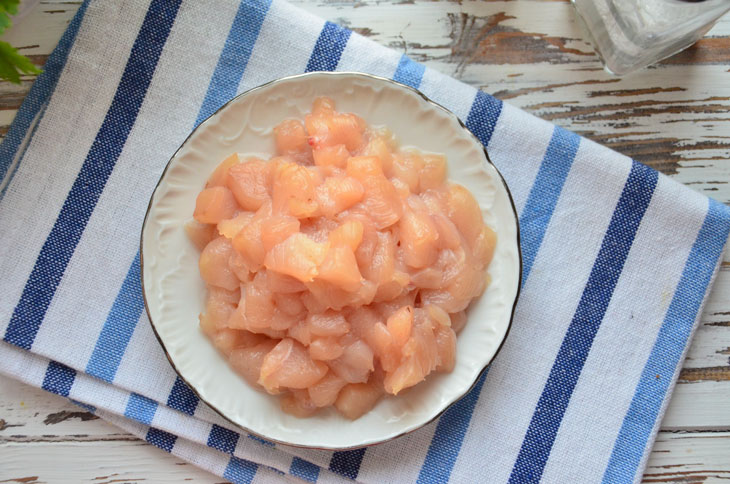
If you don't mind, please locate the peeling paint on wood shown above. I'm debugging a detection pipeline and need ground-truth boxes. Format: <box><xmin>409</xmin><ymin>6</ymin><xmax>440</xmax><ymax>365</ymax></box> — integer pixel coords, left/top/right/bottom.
<box><xmin>43</xmin><ymin>410</ymin><xmax>98</xmax><ymax>425</ymax></box>
<box><xmin>679</xmin><ymin>366</ymin><xmax>730</xmax><ymax>383</ymax></box>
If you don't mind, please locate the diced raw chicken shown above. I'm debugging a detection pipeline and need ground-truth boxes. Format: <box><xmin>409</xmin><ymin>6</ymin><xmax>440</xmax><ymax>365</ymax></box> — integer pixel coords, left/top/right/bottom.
<box><xmin>194</xmin><ymin>186</ymin><xmax>239</xmax><ymax>224</ymax></box>
<box><xmin>308</xmin><ymin>372</ymin><xmax>347</xmax><ymax>407</ymax></box>
<box><xmin>228</xmin><ymin>252</ymin><xmax>252</xmax><ymax>282</ymax></box>
<box><xmin>399</xmin><ymin>205</ymin><xmax>439</xmax><ymax>269</ymax></box>
<box><xmin>212</xmin><ymin>328</ymin><xmax>244</xmax><ymax>357</ymax></box>
<box><xmin>243</xmin><ymin>278</ymin><xmax>276</xmax><ymax>330</ymax></box>
<box><xmin>271</xmin><ymin>162</ymin><xmax>319</xmax><ymax>218</ymax></box>
<box><xmin>275</xmin><ymin>119</ymin><xmax>308</xmax><ymax>156</ymax></box>
<box><xmin>446</xmin><ymin>183</ymin><xmax>483</xmax><ymax>246</ymax></box>
<box><xmin>280</xmin><ymin>390</ymin><xmax>319</xmax><ymax>417</ymax></box>
<box><xmin>432</xmin><ymin>213</ymin><xmax>462</xmax><ymax>250</ymax></box>
<box><xmin>207</xmin><ymin>153</ymin><xmax>240</xmax><ymax>187</ymax></box>
<box><xmin>360</xmin><ymin>135</ymin><xmax>393</xmax><ymax>175</ymax></box>
<box><xmin>185</xmin><ymin>220</ymin><xmax>217</xmax><ymax>251</ymax></box>
<box><xmin>328</xmin><ymin>219</ymin><xmax>363</xmax><ymax>252</ymax></box>
<box><xmin>346</xmin><ymin>156</ymin><xmax>383</xmax><ymax>180</ymax></box>
<box><xmin>190</xmin><ymin>97</ymin><xmax>496</xmax><ymax>420</ymax></box>
<box><xmin>266</xmin><ymin>271</ymin><xmax>307</xmax><ymax>294</ymax></box>
<box><xmin>217</xmin><ymin>212</ymin><xmax>253</xmax><ymax>240</ymax></box>
<box><xmin>313</xmin><ymin>144</ymin><xmax>349</xmax><ymax>172</ymax></box>
<box><xmin>391</xmin><ymin>151</ymin><xmax>422</xmax><ymax>193</ymax></box>
<box><xmin>450</xmin><ymin>310</ymin><xmax>468</xmax><ymax>333</ymax></box>
<box><xmin>231</xmin><ymin>201</ymin><xmax>271</xmax><ymax>272</ymax></box>
<box><xmin>259</xmin><ymin>338</ymin><xmax>328</xmax><ymax>392</ymax></box>
<box><xmin>386</xmin><ymin>305</ymin><xmax>413</xmax><ymax>347</ymax></box>
<box><xmin>419</xmin><ymin>154</ymin><xmax>447</xmax><ymax>192</ymax></box>
<box><xmin>306</xmin><ymin>112</ymin><xmax>364</xmax><ymax>151</ymax></box>
<box><xmin>300</xmin><ymin>217</ymin><xmax>339</xmax><ymax>244</ymax></box>
<box><xmin>316</xmin><ymin>175</ymin><xmax>364</xmax><ymax>218</ymax></box>
<box><xmin>473</xmin><ymin>225</ymin><xmax>497</xmax><ymax>269</ymax></box>
<box><xmin>434</xmin><ymin>325</ymin><xmax>457</xmax><ymax>372</ymax></box>
<box><xmin>327</xmin><ymin>339</ymin><xmax>374</xmax><ymax>384</ymax></box>
<box><xmin>261</xmin><ymin>215</ymin><xmax>300</xmax><ymax>252</ymax></box>
<box><xmin>227</xmin><ymin>158</ymin><xmax>271</xmax><ymax>211</ymax></box>
<box><xmin>307</xmin><ymin>311</ymin><xmax>350</xmax><ymax>337</ymax></box>
<box><xmin>309</xmin><ymin>337</ymin><xmax>345</xmax><ymax>361</ymax></box>
<box><xmin>205</xmin><ymin>286</ymin><xmax>239</xmax><ymax>329</ymax></box>
<box><xmin>229</xmin><ymin>339</ymin><xmax>278</xmax><ymax>388</ymax></box>
<box><xmin>335</xmin><ymin>382</ymin><xmax>383</xmax><ymax>420</ymax></box>
<box><xmin>273</xmin><ymin>292</ymin><xmax>306</xmax><ymax>317</ymax></box>
<box><xmin>264</xmin><ymin>233</ymin><xmax>328</xmax><ymax>283</ymax></box>
<box><xmin>359</xmin><ymin>175</ymin><xmax>402</xmax><ymax>229</ymax></box>
<box><xmin>317</xmin><ymin>246</ymin><xmax>362</xmax><ymax>292</ymax></box>
<box><xmin>199</xmin><ymin>237</ymin><xmax>239</xmax><ymax>290</ymax></box>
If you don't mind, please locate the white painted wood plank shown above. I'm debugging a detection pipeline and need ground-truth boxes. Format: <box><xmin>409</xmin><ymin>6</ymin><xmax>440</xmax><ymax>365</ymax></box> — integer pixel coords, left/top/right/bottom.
<box><xmin>644</xmin><ymin>431</ymin><xmax>730</xmax><ymax>483</ymax></box>
<box><xmin>3</xmin><ymin>0</ymin><xmax>80</xmax><ymax>55</ymax></box>
<box><xmin>0</xmin><ymin>376</ymin><xmax>223</xmax><ymax>484</ymax></box>
<box><xmin>1</xmin><ymin>441</ymin><xmax>225</xmax><ymax>484</ymax></box>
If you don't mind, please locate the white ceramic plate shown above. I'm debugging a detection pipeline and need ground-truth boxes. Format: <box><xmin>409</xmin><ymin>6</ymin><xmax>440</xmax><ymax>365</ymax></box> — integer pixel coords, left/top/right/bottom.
<box><xmin>141</xmin><ymin>72</ymin><xmax>521</xmax><ymax>449</ymax></box>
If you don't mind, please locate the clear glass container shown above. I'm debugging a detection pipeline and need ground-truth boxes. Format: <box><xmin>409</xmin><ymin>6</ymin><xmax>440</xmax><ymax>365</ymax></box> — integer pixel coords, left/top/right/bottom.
<box><xmin>572</xmin><ymin>0</ymin><xmax>730</xmax><ymax>75</ymax></box>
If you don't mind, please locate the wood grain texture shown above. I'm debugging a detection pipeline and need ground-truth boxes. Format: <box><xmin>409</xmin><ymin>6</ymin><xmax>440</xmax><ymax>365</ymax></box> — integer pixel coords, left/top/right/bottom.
<box><xmin>0</xmin><ymin>0</ymin><xmax>728</xmax><ymax>483</ymax></box>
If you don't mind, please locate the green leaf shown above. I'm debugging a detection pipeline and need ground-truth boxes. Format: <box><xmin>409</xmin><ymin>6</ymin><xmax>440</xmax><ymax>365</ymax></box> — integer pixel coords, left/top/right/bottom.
<box><xmin>0</xmin><ymin>40</ymin><xmax>41</xmax><ymax>84</ymax></box>
<box><xmin>0</xmin><ymin>0</ymin><xmax>20</xmax><ymax>34</ymax></box>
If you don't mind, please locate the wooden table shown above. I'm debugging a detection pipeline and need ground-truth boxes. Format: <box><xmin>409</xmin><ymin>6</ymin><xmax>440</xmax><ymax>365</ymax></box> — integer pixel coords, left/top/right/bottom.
<box><xmin>1</xmin><ymin>1</ymin><xmax>728</xmax><ymax>482</ymax></box>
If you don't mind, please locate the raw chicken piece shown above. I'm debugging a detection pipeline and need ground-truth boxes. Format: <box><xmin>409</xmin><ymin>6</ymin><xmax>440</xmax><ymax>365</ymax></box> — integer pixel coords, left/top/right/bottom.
<box><xmin>308</xmin><ymin>373</ymin><xmax>347</xmax><ymax>407</ymax></box>
<box><xmin>207</xmin><ymin>153</ymin><xmax>240</xmax><ymax>187</ymax></box>
<box><xmin>194</xmin><ymin>186</ymin><xmax>238</xmax><ymax>224</ymax></box>
<box><xmin>217</xmin><ymin>212</ymin><xmax>254</xmax><ymax>240</ymax></box>
<box><xmin>313</xmin><ymin>144</ymin><xmax>349</xmax><ymax>172</ymax></box>
<box><xmin>316</xmin><ymin>175</ymin><xmax>364</xmax><ymax>218</ymax></box>
<box><xmin>229</xmin><ymin>339</ymin><xmax>278</xmax><ymax>388</ymax></box>
<box><xmin>259</xmin><ymin>338</ymin><xmax>328</xmax><ymax>392</ymax></box>
<box><xmin>199</xmin><ymin>237</ymin><xmax>239</xmax><ymax>291</ymax></box>
<box><xmin>328</xmin><ymin>219</ymin><xmax>363</xmax><ymax>252</ymax></box>
<box><xmin>264</xmin><ymin>233</ymin><xmax>328</xmax><ymax>283</ymax></box>
<box><xmin>271</xmin><ymin>162</ymin><xmax>319</xmax><ymax>218</ymax></box>
<box><xmin>280</xmin><ymin>390</ymin><xmax>319</xmax><ymax>417</ymax></box>
<box><xmin>335</xmin><ymin>382</ymin><xmax>383</xmax><ymax>420</ymax></box>
<box><xmin>185</xmin><ymin>220</ymin><xmax>216</xmax><ymax>251</ymax></box>
<box><xmin>275</xmin><ymin>119</ymin><xmax>308</xmax><ymax>156</ymax></box>
<box><xmin>227</xmin><ymin>158</ymin><xmax>271</xmax><ymax>211</ymax></box>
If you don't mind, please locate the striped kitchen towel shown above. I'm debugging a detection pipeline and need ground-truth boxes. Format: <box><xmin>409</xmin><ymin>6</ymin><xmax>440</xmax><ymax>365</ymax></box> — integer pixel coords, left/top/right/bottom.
<box><xmin>1</xmin><ymin>1</ymin><xmax>728</xmax><ymax>483</ymax></box>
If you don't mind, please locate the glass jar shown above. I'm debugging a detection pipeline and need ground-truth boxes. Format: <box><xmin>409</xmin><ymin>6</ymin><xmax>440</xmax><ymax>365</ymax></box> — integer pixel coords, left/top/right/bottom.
<box><xmin>572</xmin><ymin>0</ymin><xmax>730</xmax><ymax>75</ymax></box>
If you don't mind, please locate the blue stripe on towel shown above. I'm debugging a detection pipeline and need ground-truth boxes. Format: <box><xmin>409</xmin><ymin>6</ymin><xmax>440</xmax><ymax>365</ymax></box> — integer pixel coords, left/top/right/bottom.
<box><xmin>291</xmin><ymin>457</ymin><xmax>321</xmax><ymax>483</ymax></box>
<box><xmin>329</xmin><ymin>448</ymin><xmax>366</xmax><ymax>480</ymax></box>
<box><xmin>417</xmin><ymin>369</ymin><xmax>490</xmax><ymax>483</ymax></box>
<box><xmin>393</xmin><ymin>54</ymin><xmax>425</xmax><ymax>89</ymax></box>
<box><xmin>195</xmin><ymin>0</ymin><xmax>272</xmax><ymax>125</ymax></box>
<box><xmin>85</xmin><ymin>253</ymin><xmax>143</xmax><ymax>382</ymax></box>
<box><xmin>207</xmin><ymin>424</ymin><xmax>240</xmax><ymax>455</ymax></box>
<box><xmin>146</xmin><ymin>427</ymin><xmax>177</xmax><ymax>452</ymax></box>
<box><xmin>602</xmin><ymin>199</ymin><xmax>730</xmax><ymax>483</ymax></box>
<box><xmin>519</xmin><ymin>127</ymin><xmax>580</xmax><ymax>283</ymax></box>
<box><xmin>3</xmin><ymin>0</ymin><xmax>183</xmax><ymax>351</ymax></box>
<box><xmin>124</xmin><ymin>392</ymin><xmax>158</xmax><ymax>425</ymax></box>
<box><xmin>224</xmin><ymin>456</ymin><xmax>258</xmax><ymax>484</ymax></box>
<box><xmin>508</xmin><ymin>161</ymin><xmax>658</xmax><ymax>484</ymax></box>
<box><xmin>305</xmin><ymin>22</ymin><xmax>351</xmax><ymax>72</ymax></box>
<box><xmin>41</xmin><ymin>361</ymin><xmax>76</xmax><ymax>397</ymax></box>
